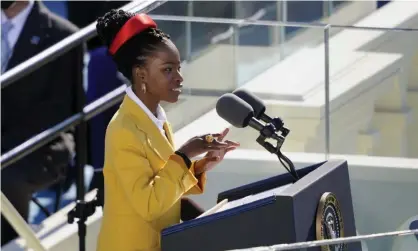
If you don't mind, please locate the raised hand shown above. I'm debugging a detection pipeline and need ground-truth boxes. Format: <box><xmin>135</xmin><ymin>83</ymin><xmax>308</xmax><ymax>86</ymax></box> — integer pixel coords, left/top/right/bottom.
<box><xmin>195</xmin><ymin>128</ymin><xmax>239</xmax><ymax>174</ymax></box>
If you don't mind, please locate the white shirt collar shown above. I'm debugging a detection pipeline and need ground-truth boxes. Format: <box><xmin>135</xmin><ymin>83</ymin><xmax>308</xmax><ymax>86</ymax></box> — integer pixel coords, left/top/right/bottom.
<box><xmin>1</xmin><ymin>0</ymin><xmax>34</xmax><ymax>50</ymax></box>
<box><xmin>125</xmin><ymin>86</ymin><xmax>167</xmax><ymax>135</ymax></box>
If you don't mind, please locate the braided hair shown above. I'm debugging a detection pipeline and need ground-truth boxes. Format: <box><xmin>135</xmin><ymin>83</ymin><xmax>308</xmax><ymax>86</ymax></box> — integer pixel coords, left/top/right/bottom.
<box><xmin>96</xmin><ymin>9</ymin><xmax>170</xmax><ymax>80</ymax></box>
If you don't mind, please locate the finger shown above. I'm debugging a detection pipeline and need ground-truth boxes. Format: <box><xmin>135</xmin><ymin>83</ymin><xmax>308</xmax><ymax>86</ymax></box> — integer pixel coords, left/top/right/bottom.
<box><xmin>205</xmin><ymin>145</ymin><xmax>223</xmax><ymax>150</ymax></box>
<box><xmin>202</xmin><ymin>156</ymin><xmax>220</xmax><ymax>162</ymax></box>
<box><xmin>210</xmin><ymin>140</ymin><xmax>230</xmax><ymax>147</ymax></box>
<box><xmin>197</xmin><ymin>156</ymin><xmax>219</xmax><ymax>168</ymax></box>
<box><xmin>224</xmin><ymin>140</ymin><xmax>240</xmax><ymax>147</ymax></box>
<box><xmin>225</xmin><ymin>146</ymin><xmax>237</xmax><ymax>153</ymax></box>
<box><xmin>217</xmin><ymin>128</ymin><xmax>229</xmax><ymax>141</ymax></box>
<box><xmin>209</xmin><ymin>133</ymin><xmax>222</xmax><ymax>138</ymax></box>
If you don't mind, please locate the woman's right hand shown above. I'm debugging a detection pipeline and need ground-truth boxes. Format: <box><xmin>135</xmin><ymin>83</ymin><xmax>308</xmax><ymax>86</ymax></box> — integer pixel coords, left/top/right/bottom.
<box><xmin>177</xmin><ymin>133</ymin><xmax>236</xmax><ymax>159</ymax></box>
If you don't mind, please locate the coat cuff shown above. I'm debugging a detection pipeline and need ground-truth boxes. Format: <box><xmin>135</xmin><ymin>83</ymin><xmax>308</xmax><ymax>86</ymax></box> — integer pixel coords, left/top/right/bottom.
<box><xmin>190</xmin><ymin>160</ymin><xmax>207</xmax><ymax>192</ymax></box>
<box><xmin>169</xmin><ymin>154</ymin><xmax>199</xmax><ymax>192</ymax></box>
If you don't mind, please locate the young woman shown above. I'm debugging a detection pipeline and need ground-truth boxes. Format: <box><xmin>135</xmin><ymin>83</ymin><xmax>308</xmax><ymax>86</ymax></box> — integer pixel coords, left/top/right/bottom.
<box><xmin>95</xmin><ymin>10</ymin><xmax>239</xmax><ymax>251</ymax></box>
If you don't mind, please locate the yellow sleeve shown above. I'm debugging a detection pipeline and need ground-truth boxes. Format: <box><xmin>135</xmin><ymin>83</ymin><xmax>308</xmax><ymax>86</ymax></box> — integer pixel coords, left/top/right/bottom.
<box><xmin>184</xmin><ymin>160</ymin><xmax>207</xmax><ymax>195</ymax></box>
<box><xmin>110</xmin><ymin>129</ymin><xmax>199</xmax><ymax>222</ymax></box>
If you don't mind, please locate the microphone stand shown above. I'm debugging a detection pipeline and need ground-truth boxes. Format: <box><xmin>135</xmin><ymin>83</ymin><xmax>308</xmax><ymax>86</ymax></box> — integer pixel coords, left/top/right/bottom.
<box><xmin>255</xmin><ymin>122</ymin><xmax>299</xmax><ymax>181</ymax></box>
<box><xmin>67</xmin><ymin>189</ymin><xmax>102</xmax><ymax>251</ymax></box>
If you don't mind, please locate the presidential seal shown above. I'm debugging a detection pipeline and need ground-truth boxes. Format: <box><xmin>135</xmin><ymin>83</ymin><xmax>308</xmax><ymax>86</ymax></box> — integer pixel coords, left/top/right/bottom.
<box><xmin>315</xmin><ymin>192</ymin><xmax>347</xmax><ymax>251</ymax></box>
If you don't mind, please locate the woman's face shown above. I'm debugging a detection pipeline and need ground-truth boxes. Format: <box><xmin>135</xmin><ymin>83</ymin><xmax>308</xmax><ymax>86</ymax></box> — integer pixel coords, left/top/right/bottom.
<box><xmin>138</xmin><ymin>39</ymin><xmax>184</xmax><ymax>103</ymax></box>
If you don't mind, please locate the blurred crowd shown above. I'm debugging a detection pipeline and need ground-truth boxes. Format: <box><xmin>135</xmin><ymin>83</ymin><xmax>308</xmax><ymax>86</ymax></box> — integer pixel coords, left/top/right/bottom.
<box><xmin>1</xmin><ymin>0</ymin><xmax>130</xmax><ymax>245</ymax></box>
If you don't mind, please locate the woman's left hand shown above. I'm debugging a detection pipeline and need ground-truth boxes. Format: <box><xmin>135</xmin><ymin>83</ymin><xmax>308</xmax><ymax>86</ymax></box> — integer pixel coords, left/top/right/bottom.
<box><xmin>195</xmin><ymin>128</ymin><xmax>239</xmax><ymax>175</ymax></box>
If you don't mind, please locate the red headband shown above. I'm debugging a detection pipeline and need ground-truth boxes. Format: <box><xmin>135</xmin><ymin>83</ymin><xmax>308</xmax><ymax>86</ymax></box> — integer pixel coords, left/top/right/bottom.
<box><xmin>108</xmin><ymin>14</ymin><xmax>157</xmax><ymax>55</ymax></box>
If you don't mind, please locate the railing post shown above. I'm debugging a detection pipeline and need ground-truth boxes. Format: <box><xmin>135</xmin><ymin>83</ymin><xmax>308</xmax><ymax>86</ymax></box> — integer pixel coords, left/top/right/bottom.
<box><xmin>323</xmin><ymin>0</ymin><xmax>334</xmax><ymax>18</ymax></box>
<box><xmin>1</xmin><ymin>192</ymin><xmax>46</xmax><ymax>251</ymax></box>
<box><xmin>185</xmin><ymin>1</ymin><xmax>193</xmax><ymax>61</ymax></box>
<box><xmin>272</xmin><ymin>0</ymin><xmax>287</xmax><ymax>59</ymax></box>
<box><xmin>324</xmin><ymin>25</ymin><xmax>331</xmax><ymax>159</ymax></box>
<box><xmin>74</xmin><ymin>48</ymin><xmax>89</xmax><ymax>251</ymax></box>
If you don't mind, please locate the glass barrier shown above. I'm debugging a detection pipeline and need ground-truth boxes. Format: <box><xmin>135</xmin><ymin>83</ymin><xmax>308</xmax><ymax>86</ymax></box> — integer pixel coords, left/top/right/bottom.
<box><xmin>150</xmin><ymin>0</ymin><xmax>342</xmax><ymax>20</ymax></box>
<box><xmin>150</xmin><ymin>18</ymin><xmax>327</xmax><ymax>157</ymax></box>
<box><xmin>149</xmin><ymin>1</ymin><xmax>377</xmax><ymax>60</ymax></box>
<box><xmin>150</xmin><ymin>12</ymin><xmax>418</xmax><ymax>157</ymax></box>
<box><xmin>326</xmin><ymin>25</ymin><xmax>418</xmax><ymax>251</ymax></box>
<box><xmin>349</xmin><ymin>171</ymin><xmax>418</xmax><ymax>251</ymax></box>
<box><xmin>328</xmin><ymin>26</ymin><xmax>418</xmax><ymax>158</ymax></box>
<box><xmin>147</xmin><ymin>13</ymin><xmax>418</xmax><ymax>251</ymax></box>
<box><xmin>148</xmin><ymin>13</ymin><xmax>418</xmax><ymax>159</ymax></box>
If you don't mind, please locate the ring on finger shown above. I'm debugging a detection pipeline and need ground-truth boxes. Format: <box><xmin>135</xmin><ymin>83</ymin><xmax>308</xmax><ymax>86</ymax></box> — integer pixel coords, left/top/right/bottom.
<box><xmin>205</xmin><ymin>134</ymin><xmax>214</xmax><ymax>143</ymax></box>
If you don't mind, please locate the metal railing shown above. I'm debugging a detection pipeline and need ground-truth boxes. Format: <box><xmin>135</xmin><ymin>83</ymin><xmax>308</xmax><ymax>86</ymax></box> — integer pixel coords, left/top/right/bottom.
<box><xmin>0</xmin><ymin>0</ymin><xmax>166</xmax><ymax>89</ymax></box>
<box><xmin>1</xmin><ymin>4</ymin><xmax>418</xmax><ymax>250</ymax></box>
<box><xmin>227</xmin><ymin>229</ymin><xmax>418</xmax><ymax>251</ymax></box>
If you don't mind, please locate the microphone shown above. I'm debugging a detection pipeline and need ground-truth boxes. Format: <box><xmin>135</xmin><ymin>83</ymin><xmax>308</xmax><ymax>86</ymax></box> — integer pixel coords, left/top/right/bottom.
<box><xmin>232</xmin><ymin>89</ymin><xmax>288</xmax><ymax>136</ymax></box>
<box><xmin>216</xmin><ymin>93</ymin><xmax>299</xmax><ymax>182</ymax></box>
<box><xmin>215</xmin><ymin>93</ymin><xmax>282</xmax><ymax>142</ymax></box>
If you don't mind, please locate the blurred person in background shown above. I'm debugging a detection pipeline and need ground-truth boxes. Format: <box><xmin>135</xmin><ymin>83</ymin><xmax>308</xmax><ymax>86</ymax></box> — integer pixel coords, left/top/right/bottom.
<box><xmin>1</xmin><ymin>0</ymin><xmax>84</xmax><ymax>246</ymax></box>
<box><xmin>67</xmin><ymin>0</ymin><xmax>130</xmax><ymax>203</ymax></box>
<box><xmin>67</xmin><ymin>0</ymin><xmax>129</xmax><ymax>51</ymax></box>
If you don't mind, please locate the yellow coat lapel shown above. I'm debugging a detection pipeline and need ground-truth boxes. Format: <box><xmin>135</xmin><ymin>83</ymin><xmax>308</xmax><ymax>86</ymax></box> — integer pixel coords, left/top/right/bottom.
<box><xmin>120</xmin><ymin>95</ymin><xmax>174</xmax><ymax>162</ymax></box>
<box><xmin>164</xmin><ymin>122</ymin><xmax>175</xmax><ymax>147</ymax></box>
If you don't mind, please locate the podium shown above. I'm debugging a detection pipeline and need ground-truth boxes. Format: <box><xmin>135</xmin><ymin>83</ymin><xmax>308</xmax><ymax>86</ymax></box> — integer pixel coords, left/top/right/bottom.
<box><xmin>161</xmin><ymin>160</ymin><xmax>362</xmax><ymax>251</ymax></box>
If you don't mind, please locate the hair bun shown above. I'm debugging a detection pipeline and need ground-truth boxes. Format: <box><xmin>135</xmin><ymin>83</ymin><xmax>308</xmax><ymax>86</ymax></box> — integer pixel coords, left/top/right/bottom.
<box><xmin>96</xmin><ymin>9</ymin><xmax>134</xmax><ymax>48</ymax></box>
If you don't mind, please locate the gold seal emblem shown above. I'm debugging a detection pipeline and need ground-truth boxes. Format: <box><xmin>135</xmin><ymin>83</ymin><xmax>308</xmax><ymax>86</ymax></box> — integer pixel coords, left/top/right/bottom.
<box><xmin>315</xmin><ymin>192</ymin><xmax>347</xmax><ymax>251</ymax></box>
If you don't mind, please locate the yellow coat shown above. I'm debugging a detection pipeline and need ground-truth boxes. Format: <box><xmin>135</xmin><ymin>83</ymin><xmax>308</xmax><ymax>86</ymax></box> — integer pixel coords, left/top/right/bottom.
<box><xmin>96</xmin><ymin>95</ymin><xmax>206</xmax><ymax>251</ymax></box>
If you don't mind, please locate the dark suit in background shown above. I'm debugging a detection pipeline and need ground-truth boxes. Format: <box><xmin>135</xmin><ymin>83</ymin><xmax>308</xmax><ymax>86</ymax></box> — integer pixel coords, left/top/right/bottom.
<box><xmin>67</xmin><ymin>1</ymin><xmax>128</xmax><ymax>200</ymax></box>
<box><xmin>67</xmin><ymin>1</ymin><xmax>129</xmax><ymax>51</ymax></box>
<box><xmin>1</xmin><ymin>1</ymin><xmax>85</xmax><ymax>245</ymax></box>
<box><xmin>85</xmin><ymin>46</ymin><xmax>125</xmax><ymax>204</ymax></box>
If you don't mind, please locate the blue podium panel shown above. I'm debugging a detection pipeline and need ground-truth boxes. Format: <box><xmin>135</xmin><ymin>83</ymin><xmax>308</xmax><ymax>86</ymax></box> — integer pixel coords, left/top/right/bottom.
<box><xmin>161</xmin><ymin>160</ymin><xmax>361</xmax><ymax>251</ymax></box>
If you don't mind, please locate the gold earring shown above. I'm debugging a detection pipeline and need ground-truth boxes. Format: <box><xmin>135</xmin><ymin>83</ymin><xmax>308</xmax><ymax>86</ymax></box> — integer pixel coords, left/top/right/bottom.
<box><xmin>141</xmin><ymin>83</ymin><xmax>147</xmax><ymax>93</ymax></box>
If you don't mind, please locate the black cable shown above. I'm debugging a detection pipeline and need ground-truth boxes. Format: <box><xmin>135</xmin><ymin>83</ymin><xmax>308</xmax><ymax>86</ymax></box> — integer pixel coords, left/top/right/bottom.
<box><xmin>30</xmin><ymin>178</ymin><xmax>65</xmax><ymax>219</ymax></box>
<box><xmin>277</xmin><ymin>150</ymin><xmax>299</xmax><ymax>181</ymax></box>
<box><xmin>277</xmin><ymin>156</ymin><xmax>298</xmax><ymax>182</ymax></box>
<box><xmin>31</xmin><ymin>197</ymin><xmax>51</xmax><ymax>217</ymax></box>
<box><xmin>277</xmin><ymin>155</ymin><xmax>292</xmax><ymax>175</ymax></box>
<box><xmin>255</xmin><ymin>127</ymin><xmax>298</xmax><ymax>182</ymax></box>
<box><xmin>54</xmin><ymin>181</ymin><xmax>65</xmax><ymax>213</ymax></box>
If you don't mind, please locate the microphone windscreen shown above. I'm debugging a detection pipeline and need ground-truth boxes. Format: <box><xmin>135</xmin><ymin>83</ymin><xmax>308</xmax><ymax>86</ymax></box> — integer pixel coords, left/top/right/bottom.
<box><xmin>233</xmin><ymin>89</ymin><xmax>266</xmax><ymax>119</ymax></box>
<box><xmin>216</xmin><ymin>93</ymin><xmax>254</xmax><ymax>128</ymax></box>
